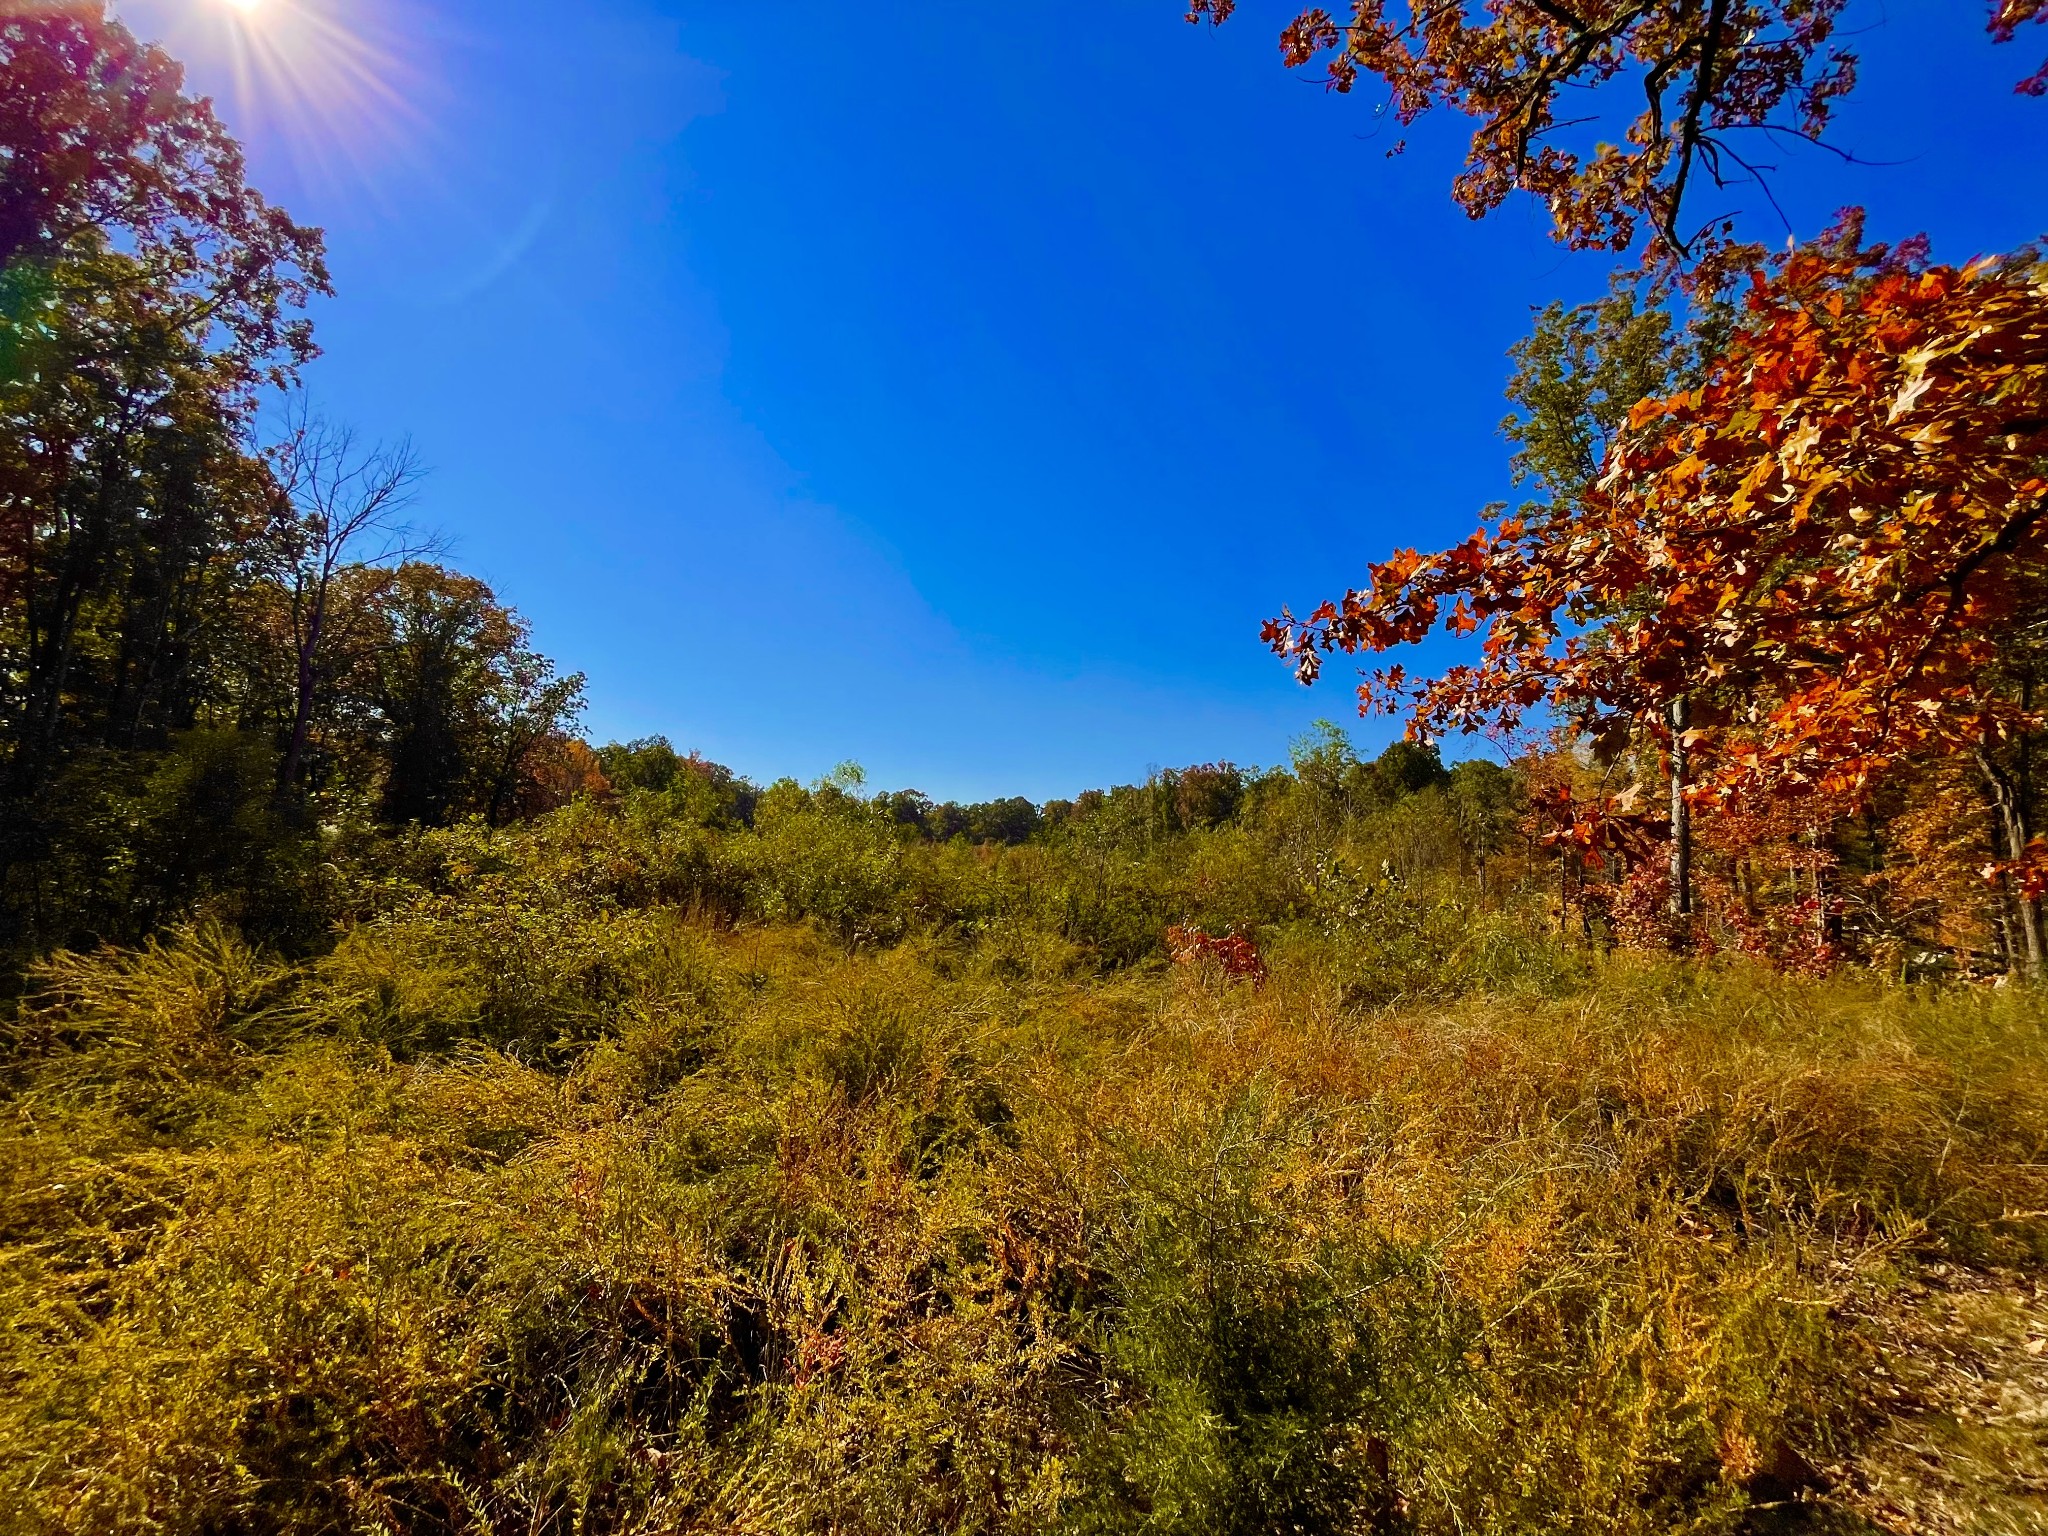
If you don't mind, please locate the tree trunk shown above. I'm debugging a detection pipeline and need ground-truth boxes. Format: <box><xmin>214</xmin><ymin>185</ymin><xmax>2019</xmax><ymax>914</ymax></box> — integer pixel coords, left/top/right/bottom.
<box><xmin>1667</xmin><ymin>694</ymin><xmax>1693</xmax><ymax>926</ymax></box>
<box><xmin>1976</xmin><ymin>744</ymin><xmax>2044</xmax><ymax>981</ymax></box>
<box><xmin>1993</xmin><ymin>881</ymin><xmax>2018</xmax><ymax>976</ymax></box>
<box><xmin>1811</xmin><ymin>828</ymin><xmax>1829</xmax><ymax>950</ymax></box>
<box><xmin>277</xmin><ymin>598</ymin><xmax>325</xmax><ymax>789</ymax></box>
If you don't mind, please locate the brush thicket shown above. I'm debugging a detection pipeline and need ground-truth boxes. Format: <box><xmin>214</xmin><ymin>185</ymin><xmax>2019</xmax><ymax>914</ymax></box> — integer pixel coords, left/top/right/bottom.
<box><xmin>4</xmin><ymin>899</ymin><xmax>2043</xmax><ymax>1534</ymax></box>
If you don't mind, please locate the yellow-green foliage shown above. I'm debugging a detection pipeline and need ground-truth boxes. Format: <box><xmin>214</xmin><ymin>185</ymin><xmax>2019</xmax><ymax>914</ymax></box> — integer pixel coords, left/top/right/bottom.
<box><xmin>3</xmin><ymin>908</ymin><xmax>2045</xmax><ymax>1534</ymax></box>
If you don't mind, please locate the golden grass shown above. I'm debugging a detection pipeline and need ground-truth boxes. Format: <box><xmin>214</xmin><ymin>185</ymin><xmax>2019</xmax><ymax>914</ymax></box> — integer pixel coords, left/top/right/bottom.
<box><xmin>3</xmin><ymin>918</ymin><xmax>2044</xmax><ymax>1533</ymax></box>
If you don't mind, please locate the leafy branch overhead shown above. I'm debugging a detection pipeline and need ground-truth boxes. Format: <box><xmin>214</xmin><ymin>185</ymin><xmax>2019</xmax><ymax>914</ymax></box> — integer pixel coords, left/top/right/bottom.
<box><xmin>1189</xmin><ymin>1</ymin><xmax>2046</xmax><ymax>276</ymax></box>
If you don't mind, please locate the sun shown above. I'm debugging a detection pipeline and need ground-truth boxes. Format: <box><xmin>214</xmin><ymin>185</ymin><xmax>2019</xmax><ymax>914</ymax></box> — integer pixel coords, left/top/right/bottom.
<box><xmin>114</xmin><ymin>0</ymin><xmax>429</xmax><ymax>206</ymax></box>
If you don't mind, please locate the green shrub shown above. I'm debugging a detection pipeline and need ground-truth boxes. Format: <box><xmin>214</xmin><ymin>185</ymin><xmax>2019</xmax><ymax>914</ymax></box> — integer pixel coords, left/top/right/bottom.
<box><xmin>1072</xmin><ymin>1082</ymin><xmax>1473</xmax><ymax>1536</ymax></box>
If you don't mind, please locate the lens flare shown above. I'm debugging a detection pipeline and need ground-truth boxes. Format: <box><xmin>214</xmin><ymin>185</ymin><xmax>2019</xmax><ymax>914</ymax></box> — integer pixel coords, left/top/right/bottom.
<box><xmin>114</xmin><ymin>0</ymin><xmax>431</xmax><ymax>208</ymax></box>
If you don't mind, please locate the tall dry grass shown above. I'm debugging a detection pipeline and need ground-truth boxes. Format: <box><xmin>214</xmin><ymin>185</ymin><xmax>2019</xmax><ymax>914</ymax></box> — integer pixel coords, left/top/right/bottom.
<box><xmin>2</xmin><ymin>915</ymin><xmax>2043</xmax><ymax>1533</ymax></box>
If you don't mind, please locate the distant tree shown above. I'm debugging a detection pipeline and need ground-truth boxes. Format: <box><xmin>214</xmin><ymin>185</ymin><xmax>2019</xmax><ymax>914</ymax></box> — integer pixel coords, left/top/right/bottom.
<box><xmin>1290</xmin><ymin>720</ymin><xmax>1368</xmax><ymax>819</ymax></box>
<box><xmin>599</xmin><ymin>736</ymin><xmax>686</xmax><ymax>794</ymax></box>
<box><xmin>1285</xmin><ymin>724</ymin><xmax>1452</xmax><ymax>820</ymax></box>
<box><xmin>372</xmin><ymin>568</ymin><xmax>495</xmax><ymax>825</ymax></box>
<box><xmin>674</xmin><ymin>753</ymin><xmax>760</xmax><ymax>828</ymax></box>
<box><xmin>918</xmin><ymin>796</ymin><xmax>1043</xmax><ymax>845</ymax></box>
<box><xmin>367</xmin><ymin>564</ymin><xmax>584</xmax><ymax>826</ymax></box>
<box><xmin>1447</xmin><ymin>759</ymin><xmax>1523</xmax><ymax>893</ymax></box>
<box><xmin>969</xmin><ymin>797</ymin><xmax>1042</xmax><ymax>845</ymax></box>
<box><xmin>255</xmin><ymin>408</ymin><xmax>426</xmax><ymax>789</ymax></box>
<box><xmin>475</xmin><ymin>650</ymin><xmax>587</xmax><ymax>828</ymax></box>
<box><xmin>754</xmin><ymin>777</ymin><xmax>813</xmax><ymax>828</ymax></box>
<box><xmin>1370</xmin><ymin>740</ymin><xmax>1450</xmax><ymax>801</ymax></box>
<box><xmin>881</xmin><ymin>788</ymin><xmax>935</xmax><ymax>835</ymax></box>
<box><xmin>1169</xmin><ymin>763</ymin><xmax>1247</xmax><ymax>829</ymax></box>
<box><xmin>512</xmin><ymin>734</ymin><xmax>610</xmax><ymax>818</ymax></box>
<box><xmin>596</xmin><ymin>738</ymin><xmax>759</xmax><ymax>827</ymax></box>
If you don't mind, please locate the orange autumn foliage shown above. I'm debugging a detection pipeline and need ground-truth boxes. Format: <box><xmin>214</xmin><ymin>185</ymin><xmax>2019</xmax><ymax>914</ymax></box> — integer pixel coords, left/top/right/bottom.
<box><xmin>1165</xmin><ymin>924</ymin><xmax>1270</xmax><ymax>986</ymax></box>
<box><xmin>516</xmin><ymin>735</ymin><xmax>612</xmax><ymax>819</ymax></box>
<box><xmin>1265</xmin><ymin>217</ymin><xmax>2048</xmax><ymax>814</ymax></box>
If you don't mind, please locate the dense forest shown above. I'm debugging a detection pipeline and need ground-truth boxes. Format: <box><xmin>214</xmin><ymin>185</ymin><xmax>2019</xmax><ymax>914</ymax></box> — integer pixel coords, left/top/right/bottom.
<box><xmin>5</xmin><ymin>3</ymin><xmax>2048</xmax><ymax>1533</ymax></box>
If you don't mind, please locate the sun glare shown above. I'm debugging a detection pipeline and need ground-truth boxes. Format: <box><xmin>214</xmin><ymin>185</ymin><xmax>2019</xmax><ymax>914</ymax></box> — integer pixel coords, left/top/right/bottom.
<box><xmin>112</xmin><ymin>0</ymin><xmax>433</xmax><ymax>208</ymax></box>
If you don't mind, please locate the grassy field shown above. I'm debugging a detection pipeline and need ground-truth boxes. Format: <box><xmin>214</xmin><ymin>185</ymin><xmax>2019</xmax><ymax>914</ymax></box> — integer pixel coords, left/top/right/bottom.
<box><xmin>5</xmin><ymin>899</ymin><xmax>2045</xmax><ymax>1534</ymax></box>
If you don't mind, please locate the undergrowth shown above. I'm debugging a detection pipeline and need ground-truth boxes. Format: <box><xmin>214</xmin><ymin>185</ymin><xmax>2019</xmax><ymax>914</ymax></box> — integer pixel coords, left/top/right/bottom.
<box><xmin>3</xmin><ymin>902</ymin><xmax>2044</xmax><ymax>1534</ymax></box>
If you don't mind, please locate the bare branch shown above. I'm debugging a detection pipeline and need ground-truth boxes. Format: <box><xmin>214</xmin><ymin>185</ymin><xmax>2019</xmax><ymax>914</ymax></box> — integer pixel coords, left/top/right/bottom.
<box><xmin>258</xmin><ymin>395</ymin><xmax>438</xmax><ymax>788</ymax></box>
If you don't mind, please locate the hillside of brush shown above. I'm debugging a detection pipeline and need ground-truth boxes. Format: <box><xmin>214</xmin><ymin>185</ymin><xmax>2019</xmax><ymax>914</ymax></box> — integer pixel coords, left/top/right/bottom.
<box><xmin>4</xmin><ymin>778</ymin><xmax>2047</xmax><ymax>1536</ymax></box>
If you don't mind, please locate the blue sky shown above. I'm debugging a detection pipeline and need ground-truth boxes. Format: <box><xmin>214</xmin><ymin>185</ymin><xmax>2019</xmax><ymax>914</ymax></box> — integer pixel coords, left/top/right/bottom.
<box><xmin>119</xmin><ymin>0</ymin><xmax>2047</xmax><ymax>799</ymax></box>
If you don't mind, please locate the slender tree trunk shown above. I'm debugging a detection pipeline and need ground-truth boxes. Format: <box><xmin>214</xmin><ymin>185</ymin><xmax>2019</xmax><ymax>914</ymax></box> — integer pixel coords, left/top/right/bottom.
<box><xmin>486</xmin><ymin>746</ymin><xmax>517</xmax><ymax>826</ymax></box>
<box><xmin>1993</xmin><ymin>873</ymin><xmax>2018</xmax><ymax>976</ymax></box>
<box><xmin>18</xmin><ymin>439</ymin><xmax>126</xmax><ymax>794</ymax></box>
<box><xmin>1976</xmin><ymin>744</ymin><xmax>2044</xmax><ymax>981</ymax></box>
<box><xmin>1667</xmin><ymin>693</ymin><xmax>1693</xmax><ymax>927</ymax></box>
<box><xmin>1559</xmin><ymin>857</ymin><xmax>1570</xmax><ymax>943</ymax></box>
<box><xmin>17</xmin><ymin>578</ymin><xmax>85</xmax><ymax>802</ymax></box>
<box><xmin>1365</xmin><ymin>1435</ymin><xmax>1397</xmax><ymax>1533</ymax></box>
<box><xmin>1811</xmin><ymin>828</ymin><xmax>1829</xmax><ymax>949</ymax></box>
<box><xmin>278</xmin><ymin>597</ymin><xmax>325</xmax><ymax>789</ymax></box>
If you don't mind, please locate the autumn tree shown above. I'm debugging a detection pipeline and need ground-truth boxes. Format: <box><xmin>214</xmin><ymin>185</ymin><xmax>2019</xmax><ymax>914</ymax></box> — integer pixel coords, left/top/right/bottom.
<box><xmin>0</xmin><ymin>5</ymin><xmax>325</xmax><ymax>373</ymax></box>
<box><xmin>1996</xmin><ymin>0</ymin><xmax>2048</xmax><ymax>96</ymax></box>
<box><xmin>1266</xmin><ymin>218</ymin><xmax>2048</xmax><ymax>967</ymax></box>
<box><xmin>0</xmin><ymin>10</ymin><xmax>596</xmax><ymax>956</ymax></box>
<box><xmin>1501</xmin><ymin>281</ymin><xmax>1732</xmax><ymax>916</ymax></box>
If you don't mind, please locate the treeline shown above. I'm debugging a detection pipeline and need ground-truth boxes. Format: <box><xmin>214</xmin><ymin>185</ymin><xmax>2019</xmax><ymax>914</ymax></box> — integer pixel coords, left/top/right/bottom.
<box><xmin>339</xmin><ymin>725</ymin><xmax>1533</xmax><ymax>1004</ymax></box>
<box><xmin>596</xmin><ymin>728</ymin><xmax>1514</xmax><ymax>849</ymax></box>
<box><xmin>580</xmin><ymin>721</ymin><xmax>2041</xmax><ymax>983</ymax></box>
